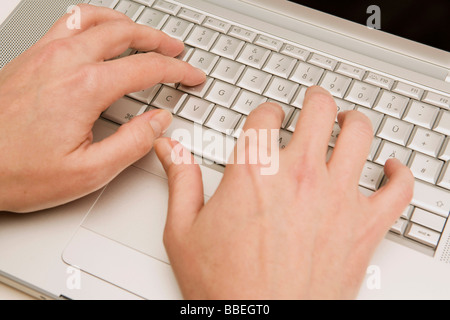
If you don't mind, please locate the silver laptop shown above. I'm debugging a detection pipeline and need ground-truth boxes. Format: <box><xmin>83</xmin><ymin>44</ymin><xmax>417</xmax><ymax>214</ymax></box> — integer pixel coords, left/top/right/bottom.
<box><xmin>0</xmin><ymin>0</ymin><xmax>449</xmax><ymax>300</ymax></box>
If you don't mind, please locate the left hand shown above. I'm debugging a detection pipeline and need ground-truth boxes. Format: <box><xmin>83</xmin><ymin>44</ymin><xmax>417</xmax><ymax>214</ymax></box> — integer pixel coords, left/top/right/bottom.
<box><xmin>0</xmin><ymin>4</ymin><xmax>206</xmax><ymax>213</ymax></box>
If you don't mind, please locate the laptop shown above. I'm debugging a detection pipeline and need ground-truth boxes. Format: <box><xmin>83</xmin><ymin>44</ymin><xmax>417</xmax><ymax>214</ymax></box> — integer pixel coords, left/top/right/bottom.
<box><xmin>0</xmin><ymin>0</ymin><xmax>449</xmax><ymax>300</ymax></box>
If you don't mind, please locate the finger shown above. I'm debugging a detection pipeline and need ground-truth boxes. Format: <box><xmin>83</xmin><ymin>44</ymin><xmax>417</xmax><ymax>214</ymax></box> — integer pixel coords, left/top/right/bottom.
<box><xmin>288</xmin><ymin>86</ymin><xmax>337</xmax><ymax>162</ymax></box>
<box><xmin>154</xmin><ymin>138</ymin><xmax>204</xmax><ymax>236</ymax></box>
<box><xmin>328</xmin><ymin>110</ymin><xmax>374</xmax><ymax>186</ymax></box>
<box><xmin>38</xmin><ymin>4</ymin><xmax>130</xmax><ymax>47</ymax></box>
<box><xmin>72</xmin><ymin>19</ymin><xmax>185</xmax><ymax>61</ymax></box>
<box><xmin>94</xmin><ymin>52</ymin><xmax>206</xmax><ymax>102</ymax></box>
<box><xmin>81</xmin><ymin>109</ymin><xmax>173</xmax><ymax>185</ymax></box>
<box><xmin>232</xmin><ymin>102</ymin><xmax>284</xmax><ymax>166</ymax></box>
<box><xmin>369</xmin><ymin>158</ymin><xmax>415</xmax><ymax>227</ymax></box>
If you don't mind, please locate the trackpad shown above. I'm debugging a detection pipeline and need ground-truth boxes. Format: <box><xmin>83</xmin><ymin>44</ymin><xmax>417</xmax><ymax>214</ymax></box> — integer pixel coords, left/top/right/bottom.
<box><xmin>82</xmin><ymin>166</ymin><xmax>171</xmax><ymax>264</ymax></box>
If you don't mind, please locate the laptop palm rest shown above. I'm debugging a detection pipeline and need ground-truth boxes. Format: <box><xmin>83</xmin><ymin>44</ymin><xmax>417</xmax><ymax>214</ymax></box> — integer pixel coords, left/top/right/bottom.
<box><xmin>63</xmin><ymin>144</ymin><xmax>222</xmax><ymax>298</ymax></box>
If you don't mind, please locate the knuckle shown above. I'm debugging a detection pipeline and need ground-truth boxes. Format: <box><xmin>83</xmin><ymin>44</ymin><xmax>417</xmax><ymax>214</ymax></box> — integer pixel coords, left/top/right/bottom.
<box><xmin>39</xmin><ymin>39</ymin><xmax>74</xmax><ymax>62</ymax></box>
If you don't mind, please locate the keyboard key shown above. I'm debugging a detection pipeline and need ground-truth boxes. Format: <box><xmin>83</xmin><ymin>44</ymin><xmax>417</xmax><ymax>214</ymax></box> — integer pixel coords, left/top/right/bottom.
<box><xmin>237</xmin><ymin>43</ymin><xmax>271</xmax><ymax>69</ymax></box>
<box><xmin>392</xmin><ymin>81</ymin><xmax>424</xmax><ymax>100</ymax></box>
<box><xmin>368</xmin><ymin>137</ymin><xmax>382</xmax><ymax>161</ymax></box>
<box><xmin>127</xmin><ymin>84</ymin><xmax>161</xmax><ymax>104</ymax></box>
<box><xmin>433</xmin><ymin>110</ymin><xmax>450</xmax><ymax>136</ymax></box>
<box><xmin>308</xmin><ymin>53</ymin><xmax>337</xmax><ymax>71</ymax></box>
<box><xmin>363</xmin><ymin>72</ymin><xmax>394</xmax><ymax>90</ymax></box>
<box><xmin>187</xmin><ymin>49</ymin><xmax>219</xmax><ymax>74</ymax></box>
<box><xmin>411</xmin><ymin>208</ymin><xmax>447</xmax><ymax>232</ymax></box>
<box><xmin>178</xmin><ymin>96</ymin><xmax>214</xmax><ymax>124</ymax></box>
<box><xmin>412</xmin><ymin>180</ymin><xmax>450</xmax><ymax>218</ymax></box>
<box><xmin>279</xmin><ymin>129</ymin><xmax>293</xmax><ymax>149</ymax></box>
<box><xmin>401</xmin><ymin>205</ymin><xmax>414</xmax><ymax>219</ymax></box>
<box><xmin>373</xmin><ymin>90</ymin><xmax>409</xmax><ymax>119</ymax></box>
<box><xmin>374</xmin><ymin>140</ymin><xmax>412</xmax><ymax>165</ymax></box>
<box><xmin>232</xmin><ymin>90</ymin><xmax>267</xmax><ymax>115</ymax></box>
<box><xmin>390</xmin><ymin>218</ymin><xmax>408</xmax><ymax>235</ymax></box>
<box><xmin>280</xmin><ymin>44</ymin><xmax>310</xmax><ymax>61</ymax></box>
<box><xmin>203</xmin><ymin>17</ymin><xmax>232</xmax><ymax>33</ymax></box>
<box><xmin>151</xmin><ymin>86</ymin><xmax>187</xmax><ymax>113</ymax></box>
<box><xmin>89</xmin><ymin>0</ymin><xmax>119</xmax><ymax>8</ymax></box>
<box><xmin>291</xmin><ymin>86</ymin><xmax>307</xmax><ymax>109</ymax></box>
<box><xmin>356</xmin><ymin>106</ymin><xmax>384</xmax><ymax>134</ymax></box>
<box><xmin>205</xmin><ymin>80</ymin><xmax>240</xmax><ymax>107</ymax></box>
<box><xmin>178</xmin><ymin>77</ymin><xmax>214</xmax><ymax>98</ymax></box>
<box><xmin>376</xmin><ymin>116</ymin><xmax>414</xmax><ymax>146</ymax></box>
<box><xmin>236</xmin><ymin>67</ymin><xmax>272</xmax><ymax>95</ymax></box>
<box><xmin>264</xmin><ymin>77</ymin><xmax>299</xmax><ymax>104</ymax></box>
<box><xmin>318</xmin><ymin>71</ymin><xmax>352</xmax><ymax>99</ymax></box>
<box><xmin>437</xmin><ymin>162</ymin><xmax>450</xmax><ymax>190</ymax></box>
<box><xmin>152</xmin><ymin>0</ymin><xmax>180</xmax><ymax>15</ymax></box>
<box><xmin>408</xmin><ymin>152</ymin><xmax>444</xmax><ymax>184</ymax></box>
<box><xmin>205</xmin><ymin>106</ymin><xmax>241</xmax><ymax>135</ymax></box>
<box><xmin>210</xmin><ymin>58</ymin><xmax>245</xmax><ymax>84</ymax></box>
<box><xmin>286</xmin><ymin>109</ymin><xmax>300</xmax><ymax>132</ymax></box>
<box><xmin>267</xmin><ymin>100</ymin><xmax>295</xmax><ymax>128</ymax></box>
<box><xmin>402</xmin><ymin>100</ymin><xmax>440</xmax><ymax>129</ymax></box>
<box><xmin>422</xmin><ymin>91</ymin><xmax>450</xmax><ymax>110</ymax></box>
<box><xmin>228</xmin><ymin>26</ymin><xmax>257</xmax><ymax>42</ymax></box>
<box><xmin>439</xmin><ymin>137</ymin><xmax>450</xmax><ymax>161</ymax></box>
<box><xmin>211</xmin><ymin>35</ymin><xmax>245</xmax><ymax>60</ymax></box>
<box><xmin>329</xmin><ymin>122</ymin><xmax>341</xmax><ymax>148</ymax></box>
<box><xmin>359</xmin><ymin>162</ymin><xmax>385</xmax><ymax>190</ymax></box>
<box><xmin>167</xmin><ymin>116</ymin><xmax>236</xmax><ymax>165</ymax></box>
<box><xmin>335</xmin><ymin>63</ymin><xmax>365</xmax><ymax>80</ymax></box>
<box><xmin>177</xmin><ymin>8</ymin><xmax>206</xmax><ymax>24</ymax></box>
<box><xmin>136</xmin><ymin>8</ymin><xmax>169</xmax><ymax>29</ymax></box>
<box><xmin>161</xmin><ymin>16</ymin><xmax>193</xmax><ymax>41</ymax></box>
<box><xmin>406</xmin><ymin>223</ymin><xmax>441</xmax><ymax>248</ymax></box>
<box><xmin>289</xmin><ymin>62</ymin><xmax>324</xmax><ymax>87</ymax></box>
<box><xmin>407</xmin><ymin>127</ymin><xmax>445</xmax><ymax>157</ymax></box>
<box><xmin>115</xmin><ymin>0</ymin><xmax>145</xmax><ymax>20</ymax></box>
<box><xmin>185</xmin><ymin>25</ymin><xmax>219</xmax><ymax>51</ymax></box>
<box><xmin>102</xmin><ymin>97</ymin><xmax>148</xmax><ymax>125</ymax></box>
<box><xmin>344</xmin><ymin>80</ymin><xmax>380</xmax><ymax>108</ymax></box>
<box><xmin>254</xmin><ymin>34</ymin><xmax>283</xmax><ymax>51</ymax></box>
<box><xmin>263</xmin><ymin>52</ymin><xmax>297</xmax><ymax>78</ymax></box>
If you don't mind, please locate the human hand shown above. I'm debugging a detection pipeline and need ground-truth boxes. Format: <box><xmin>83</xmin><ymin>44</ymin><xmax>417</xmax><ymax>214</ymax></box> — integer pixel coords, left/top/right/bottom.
<box><xmin>155</xmin><ymin>86</ymin><xmax>414</xmax><ymax>300</ymax></box>
<box><xmin>0</xmin><ymin>4</ymin><xmax>205</xmax><ymax>213</ymax></box>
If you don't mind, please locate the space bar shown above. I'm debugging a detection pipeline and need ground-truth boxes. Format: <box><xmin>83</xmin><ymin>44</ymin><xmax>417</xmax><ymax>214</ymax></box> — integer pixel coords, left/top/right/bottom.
<box><xmin>164</xmin><ymin>116</ymin><xmax>236</xmax><ymax>165</ymax></box>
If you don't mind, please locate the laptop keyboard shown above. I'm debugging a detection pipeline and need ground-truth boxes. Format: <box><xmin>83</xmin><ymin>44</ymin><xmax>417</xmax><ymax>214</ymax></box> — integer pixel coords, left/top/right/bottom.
<box><xmin>93</xmin><ymin>0</ymin><xmax>450</xmax><ymax>255</ymax></box>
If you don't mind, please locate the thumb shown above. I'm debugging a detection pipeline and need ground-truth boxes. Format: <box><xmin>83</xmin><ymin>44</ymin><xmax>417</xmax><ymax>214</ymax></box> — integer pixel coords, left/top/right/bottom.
<box><xmin>82</xmin><ymin>109</ymin><xmax>173</xmax><ymax>186</ymax></box>
<box><xmin>154</xmin><ymin>138</ymin><xmax>204</xmax><ymax>236</ymax></box>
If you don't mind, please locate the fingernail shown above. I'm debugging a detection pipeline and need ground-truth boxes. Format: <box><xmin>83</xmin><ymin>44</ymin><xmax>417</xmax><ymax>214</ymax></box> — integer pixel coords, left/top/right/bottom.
<box><xmin>149</xmin><ymin>110</ymin><xmax>173</xmax><ymax>138</ymax></box>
